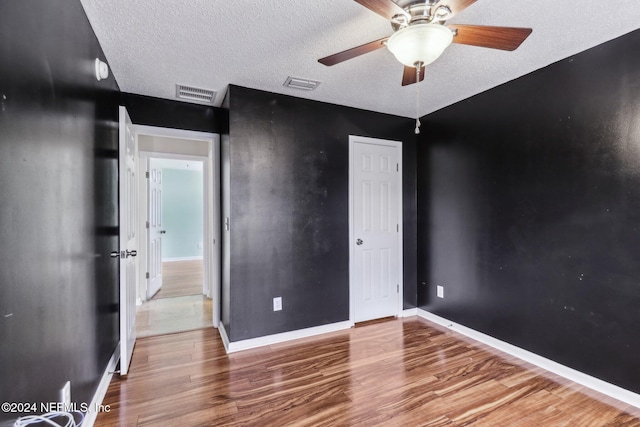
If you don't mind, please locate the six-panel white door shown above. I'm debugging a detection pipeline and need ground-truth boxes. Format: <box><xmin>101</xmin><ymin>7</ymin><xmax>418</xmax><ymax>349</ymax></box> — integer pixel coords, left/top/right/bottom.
<box><xmin>146</xmin><ymin>158</ymin><xmax>163</xmax><ymax>299</ymax></box>
<box><xmin>119</xmin><ymin>106</ymin><xmax>138</xmax><ymax>376</ymax></box>
<box><xmin>351</xmin><ymin>137</ymin><xmax>402</xmax><ymax>323</ymax></box>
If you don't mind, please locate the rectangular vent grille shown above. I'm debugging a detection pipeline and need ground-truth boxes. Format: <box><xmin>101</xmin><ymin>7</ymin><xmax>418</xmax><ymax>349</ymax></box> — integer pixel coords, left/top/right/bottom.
<box><xmin>176</xmin><ymin>84</ymin><xmax>216</xmax><ymax>103</ymax></box>
<box><xmin>283</xmin><ymin>76</ymin><xmax>321</xmax><ymax>91</ymax></box>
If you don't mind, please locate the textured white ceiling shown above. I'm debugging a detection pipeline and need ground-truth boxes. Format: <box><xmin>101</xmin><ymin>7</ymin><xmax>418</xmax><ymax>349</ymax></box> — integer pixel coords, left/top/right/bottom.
<box><xmin>80</xmin><ymin>0</ymin><xmax>640</xmax><ymax>118</ymax></box>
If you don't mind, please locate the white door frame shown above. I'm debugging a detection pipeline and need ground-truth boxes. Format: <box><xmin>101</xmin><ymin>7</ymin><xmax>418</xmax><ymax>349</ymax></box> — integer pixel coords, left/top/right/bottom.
<box><xmin>348</xmin><ymin>135</ymin><xmax>403</xmax><ymax>325</ymax></box>
<box><xmin>132</xmin><ymin>125</ymin><xmax>221</xmax><ymax>328</ymax></box>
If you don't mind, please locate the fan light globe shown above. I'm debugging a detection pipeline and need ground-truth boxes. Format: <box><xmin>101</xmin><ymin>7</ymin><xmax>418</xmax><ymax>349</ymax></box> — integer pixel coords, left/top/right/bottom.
<box><xmin>387</xmin><ymin>23</ymin><xmax>453</xmax><ymax>67</ymax></box>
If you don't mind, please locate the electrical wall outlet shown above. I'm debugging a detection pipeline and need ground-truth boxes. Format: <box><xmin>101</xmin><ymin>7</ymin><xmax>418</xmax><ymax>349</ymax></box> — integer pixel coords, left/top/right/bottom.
<box><xmin>60</xmin><ymin>381</ymin><xmax>71</xmax><ymax>405</ymax></box>
<box><xmin>273</xmin><ymin>297</ymin><xmax>282</xmax><ymax>311</ymax></box>
<box><xmin>437</xmin><ymin>285</ymin><xmax>444</xmax><ymax>299</ymax></box>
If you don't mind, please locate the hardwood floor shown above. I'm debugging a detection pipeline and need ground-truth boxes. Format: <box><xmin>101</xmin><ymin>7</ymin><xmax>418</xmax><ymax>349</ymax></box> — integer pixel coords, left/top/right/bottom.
<box><xmin>153</xmin><ymin>259</ymin><xmax>203</xmax><ymax>300</ymax></box>
<box><xmin>97</xmin><ymin>317</ymin><xmax>640</xmax><ymax>426</ymax></box>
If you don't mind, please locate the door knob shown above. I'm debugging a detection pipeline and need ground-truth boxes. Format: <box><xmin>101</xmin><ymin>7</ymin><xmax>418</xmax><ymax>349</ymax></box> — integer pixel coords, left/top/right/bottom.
<box><xmin>126</xmin><ymin>250</ymin><xmax>137</xmax><ymax>258</ymax></box>
<box><xmin>160</xmin><ymin>230</ymin><xmax>167</xmax><ymax>234</ymax></box>
<box><xmin>110</xmin><ymin>251</ymin><xmax>120</xmax><ymax>258</ymax></box>
<box><xmin>356</xmin><ymin>239</ymin><xmax>363</xmax><ymax>246</ymax></box>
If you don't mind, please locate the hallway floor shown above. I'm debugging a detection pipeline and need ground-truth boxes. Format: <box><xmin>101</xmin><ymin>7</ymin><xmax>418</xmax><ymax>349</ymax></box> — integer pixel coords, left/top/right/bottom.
<box><xmin>136</xmin><ymin>294</ymin><xmax>212</xmax><ymax>338</ymax></box>
<box><xmin>137</xmin><ymin>260</ymin><xmax>211</xmax><ymax>338</ymax></box>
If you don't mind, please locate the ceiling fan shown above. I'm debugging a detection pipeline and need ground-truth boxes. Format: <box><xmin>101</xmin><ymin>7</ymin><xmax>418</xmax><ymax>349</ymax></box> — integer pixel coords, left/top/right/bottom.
<box><xmin>318</xmin><ymin>0</ymin><xmax>533</xmax><ymax>86</ymax></box>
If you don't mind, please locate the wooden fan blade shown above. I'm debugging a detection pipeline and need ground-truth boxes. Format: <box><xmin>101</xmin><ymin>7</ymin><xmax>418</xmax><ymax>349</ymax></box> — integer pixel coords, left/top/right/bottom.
<box><xmin>449</xmin><ymin>24</ymin><xmax>533</xmax><ymax>51</ymax></box>
<box><xmin>435</xmin><ymin>0</ymin><xmax>477</xmax><ymax>19</ymax></box>
<box><xmin>353</xmin><ymin>0</ymin><xmax>407</xmax><ymax>21</ymax></box>
<box><xmin>318</xmin><ymin>37</ymin><xmax>389</xmax><ymax>66</ymax></box>
<box><xmin>402</xmin><ymin>66</ymin><xmax>425</xmax><ymax>86</ymax></box>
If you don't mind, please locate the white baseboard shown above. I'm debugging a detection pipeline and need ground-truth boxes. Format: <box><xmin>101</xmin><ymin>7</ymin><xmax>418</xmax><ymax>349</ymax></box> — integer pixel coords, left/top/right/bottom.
<box><xmin>82</xmin><ymin>342</ymin><xmax>120</xmax><ymax>427</ymax></box>
<box><xmin>218</xmin><ymin>322</ymin><xmax>231</xmax><ymax>353</ymax></box>
<box><xmin>401</xmin><ymin>308</ymin><xmax>417</xmax><ymax>317</ymax></box>
<box><xmin>162</xmin><ymin>256</ymin><xmax>203</xmax><ymax>262</ymax></box>
<box><xmin>220</xmin><ymin>321</ymin><xmax>353</xmax><ymax>354</ymax></box>
<box><xmin>417</xmin><ymin>309</ymin><xmax>640</xmax><ymax>409</ymax></box>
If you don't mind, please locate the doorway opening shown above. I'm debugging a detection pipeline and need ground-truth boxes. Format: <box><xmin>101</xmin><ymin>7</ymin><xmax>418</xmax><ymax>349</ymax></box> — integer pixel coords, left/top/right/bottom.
<box><xmin>134</xmin><ymin>126</ymin><xmax>220</xmax><ymax>338</ymax></box>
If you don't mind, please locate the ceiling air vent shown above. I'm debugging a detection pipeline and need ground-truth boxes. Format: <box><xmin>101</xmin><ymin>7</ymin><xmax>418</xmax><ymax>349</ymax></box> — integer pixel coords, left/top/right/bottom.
<box><xmin>283</xmin><ymin>76</ymin><xmax>321</xmax><ymax>91</ymax></box>
<box><xmin>176</xmin><ymin>84</ymin><xmax>216</xmax><ymax>103</ymax></box>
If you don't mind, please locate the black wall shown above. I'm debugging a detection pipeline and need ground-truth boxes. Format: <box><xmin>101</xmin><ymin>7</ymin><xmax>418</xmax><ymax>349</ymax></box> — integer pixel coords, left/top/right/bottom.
<box><xmin>417</xmin><ymin>29</ymin><xmax>640</xmax><ymax>392</ymax></box>
<box><xmin>121</xmin><ymin>92</ymin><xmax>228</xmax><ymax>134</ymax></box>
<box><xmin>0</xmin><ymin>1</ymin><xmax>120</xmax><ymax>424</ymax></box>
<box><xmin>223</xmin><ymin>86</ymin><xmax>417</xmax><ymax>341</ymax></box>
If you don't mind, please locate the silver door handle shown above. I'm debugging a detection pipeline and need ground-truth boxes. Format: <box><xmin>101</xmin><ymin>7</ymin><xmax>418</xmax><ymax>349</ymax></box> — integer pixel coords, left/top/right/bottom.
<box><xmin>356</xmin><ymin>239</ymin><xmax>363</xmax><ymax>246</ymax></box>
<box><xmin>110</xmin><ymin>251</ymin><xmax>120</xmax><ymax>258</ymax></box>
<box><xmin>160</xmin><ymin>230</ymin><xmax>167</xmax><ymax>234</ymax></box>
<box><xmin>126</xmin><ymin>250</ymin><xmax>137</xmax><ymax>258</ymax></box>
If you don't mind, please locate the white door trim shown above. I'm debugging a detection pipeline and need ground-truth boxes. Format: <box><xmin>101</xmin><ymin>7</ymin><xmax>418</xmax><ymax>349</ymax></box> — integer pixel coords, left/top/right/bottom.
<box><xmin>133</xmin><ymin>125</ymin><xmax>221</xmax><ymax>329</ymax></box>
<box><xmin>348</xmin><ymin>135</ymin><xmax>403</xmax><ymax>325</ymax></box>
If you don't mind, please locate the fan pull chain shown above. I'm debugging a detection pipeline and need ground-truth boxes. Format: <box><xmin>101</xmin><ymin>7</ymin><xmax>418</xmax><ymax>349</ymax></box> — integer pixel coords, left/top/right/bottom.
<box><xmin>415</xmin><ymin>64</ymin><xmax>422</xmax><ymax>135</ymax></box>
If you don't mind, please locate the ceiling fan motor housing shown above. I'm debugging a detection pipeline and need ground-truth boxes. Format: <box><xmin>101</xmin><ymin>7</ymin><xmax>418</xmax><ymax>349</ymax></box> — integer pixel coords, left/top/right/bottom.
<box><xmin>391</xmin><ymin>0</ymin><xmax>450</xmax><ymax>31</ymax></box>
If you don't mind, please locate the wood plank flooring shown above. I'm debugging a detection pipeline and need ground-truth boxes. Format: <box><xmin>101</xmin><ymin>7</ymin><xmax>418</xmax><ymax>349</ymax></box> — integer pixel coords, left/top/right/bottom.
<box><xmin>97</xmin><ymin>317</ymin><xmax>640</xmax><ymax>426</ymax></box>
<box><xmin>153</xmin><ymin>260</ymin><xmax>203</xmax><ymax>300</ymax></box>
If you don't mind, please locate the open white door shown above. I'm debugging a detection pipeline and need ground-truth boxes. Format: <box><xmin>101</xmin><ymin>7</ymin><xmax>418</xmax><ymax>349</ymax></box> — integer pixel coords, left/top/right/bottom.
<box><xmin>350</xmin><ymin>136</ymin><xmax>402</xmax><ymax>323</ymax></box>
<box><xmin>146</xmin><ymin>158</ymin><xmax>164</xmax><ymax>299</ymax></box>
<box><xmin>119</xmin><ymin>106</ymin><xmax>138</xmax><ymax>375</ymax></box>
